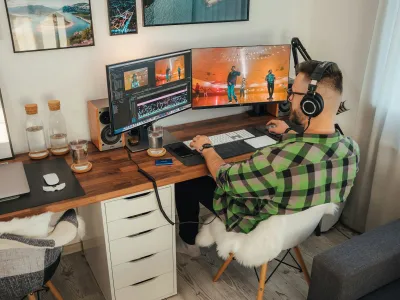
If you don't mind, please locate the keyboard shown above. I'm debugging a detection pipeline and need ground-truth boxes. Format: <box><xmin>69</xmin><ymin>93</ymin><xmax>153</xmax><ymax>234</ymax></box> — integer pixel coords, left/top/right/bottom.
<box><xmin>183</xmin><ymin>130</ymin><xmax>255</xmax><ymax>149</ymax></box>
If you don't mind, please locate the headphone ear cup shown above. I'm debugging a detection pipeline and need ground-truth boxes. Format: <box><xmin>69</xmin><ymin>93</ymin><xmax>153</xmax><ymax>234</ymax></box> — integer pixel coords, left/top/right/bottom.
<box><xmin>300</xmin><ymin>93</ymin><xmax>324</xmax><ymax>118</ymax></box>
<box><xmin>312</xmin><ymin>93</ymin><xmax>324</xmax><ymax>117</ymax></box>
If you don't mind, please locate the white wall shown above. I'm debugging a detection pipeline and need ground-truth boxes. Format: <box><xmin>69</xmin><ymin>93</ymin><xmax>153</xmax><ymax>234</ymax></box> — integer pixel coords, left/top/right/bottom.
<box><xmin>0</xmin><ymin>0</ymin><xmax>376</xmax><ymax>154</ymax></box>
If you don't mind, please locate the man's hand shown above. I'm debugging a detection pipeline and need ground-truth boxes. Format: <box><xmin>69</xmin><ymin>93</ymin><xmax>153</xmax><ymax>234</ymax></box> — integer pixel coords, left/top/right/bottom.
<box><xmin>266</xmin><ymin>120</ymin><xmax>289</xmax><ymax>134</ymax></box>
<box><xmin>228</xmin><ymin>82</ymin><xmax>232</xmax><ymax>86</ymax></box>
<box><xmin>190</xmin><ymin>135</ymin><xmax>212</xmax><ymax>153</ymax></box>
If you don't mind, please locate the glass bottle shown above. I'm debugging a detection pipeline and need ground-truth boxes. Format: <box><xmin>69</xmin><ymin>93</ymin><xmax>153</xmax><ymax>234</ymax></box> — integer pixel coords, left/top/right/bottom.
<box><xmin>48</xmin><ymin>100</ymin><xmax>69</xmax><ymax>155</ymax></box>
<box><xmin>25</xmin><ymin>104</ymin><xmax>49</xmax><ymax>159</ymax></box>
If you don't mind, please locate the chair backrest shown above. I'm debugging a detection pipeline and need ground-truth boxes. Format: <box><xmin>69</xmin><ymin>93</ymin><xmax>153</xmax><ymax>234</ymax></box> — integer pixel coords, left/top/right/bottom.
<box><xmin>0</xmin><ymin>209</ymin><xmax>81</xmax><ymax>300</ymax></box>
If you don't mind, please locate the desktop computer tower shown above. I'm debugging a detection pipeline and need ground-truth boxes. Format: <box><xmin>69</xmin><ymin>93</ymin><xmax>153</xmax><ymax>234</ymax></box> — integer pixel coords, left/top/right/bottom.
<box><xmin>88</xmin><ymin>99</ymin><xmax>125</xmax><ymax>151</ymax></box>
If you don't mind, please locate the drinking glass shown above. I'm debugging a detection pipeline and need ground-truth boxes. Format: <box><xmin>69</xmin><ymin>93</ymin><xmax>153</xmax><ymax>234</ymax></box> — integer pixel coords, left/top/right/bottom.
<box><xmin>147</xmin><ymin>125</ymin><xmax>163</xmax><ymax>151</ymax></box>
<box><xmin>69</xmin><ymin>139</ymin><xmax>89</xmax><ymax>168</ymax></box>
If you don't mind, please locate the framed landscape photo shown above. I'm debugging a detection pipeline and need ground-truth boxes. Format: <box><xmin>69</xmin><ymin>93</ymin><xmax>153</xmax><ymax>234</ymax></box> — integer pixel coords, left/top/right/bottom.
<box><xmin>4</xmin><ymin>0</ymin><xmax>95</xmax><ymax>53</ymax></box>
<box><xmin>107</xmin><ymin>0</ymin><xmax>138</xmax><ymax>35</ymax></box>
<box><xmin>142</xmin><ymin>0</ymin><xmax>250</xmax><ymax>27</ymax></box>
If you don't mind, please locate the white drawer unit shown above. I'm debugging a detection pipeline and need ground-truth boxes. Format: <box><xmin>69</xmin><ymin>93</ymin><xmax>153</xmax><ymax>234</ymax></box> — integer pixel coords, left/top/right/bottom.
<box><xmin>113</xmin><ymin>249</ymin><xmax>174</xmax><ymax>290</ymax></box>
<box><xmin>79</xmin><ymin>184</ymin><xmax>177</xmax><ymax>300</ymax></box>
<box><xmin>107</xmin><ymin>207</ymin><xmax>172</xmax><ymax>241</ymax></box>
<box><xmin>115</xmin><ymin>272</ymin><xmax>175</xmax><ymax>300</ymax></box>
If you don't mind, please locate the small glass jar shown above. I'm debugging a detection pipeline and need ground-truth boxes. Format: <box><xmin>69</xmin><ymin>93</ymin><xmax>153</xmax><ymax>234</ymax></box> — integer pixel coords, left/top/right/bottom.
<box><xmin>48</xmin><ymin>100</ymin><xmax>69</xmax><ymax>155</ymax></box>
<box><xmin>25</xmin><ymin>104</ymin><xmax>49</xmax><ymax>159</ymax></box>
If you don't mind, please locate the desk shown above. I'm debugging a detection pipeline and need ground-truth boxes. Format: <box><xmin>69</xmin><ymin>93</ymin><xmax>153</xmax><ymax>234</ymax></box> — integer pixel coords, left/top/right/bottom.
<box><xmin>0</xmin><ymin>113</ymin><xmax>272</xmax><ymax>221</ymax></box>
<box><xmin>0</xmin><ymin>113</ymin><xmax>273</xmax><ymax>300</ymax></box>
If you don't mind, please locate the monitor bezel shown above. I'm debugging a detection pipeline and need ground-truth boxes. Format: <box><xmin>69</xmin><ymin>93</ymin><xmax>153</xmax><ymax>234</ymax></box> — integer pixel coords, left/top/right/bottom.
<box><xmin>106</xmin><ymin>49</ymin><xmax>192</xmax><ymax>135</ymax></box>
<box><xmin>191</xmin><ymin>44</ymin><xmax>291</xmax><ymax>110</ymax></box>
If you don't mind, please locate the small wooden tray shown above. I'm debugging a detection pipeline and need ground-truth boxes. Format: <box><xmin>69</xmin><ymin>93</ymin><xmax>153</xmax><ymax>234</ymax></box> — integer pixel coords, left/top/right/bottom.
<box><xmin>71</xmin><ymin>162</ymin><xmax>93</xmax><ymax>174</ymax></box>
<box><xmin>50</xmin><ymin>148</ymin><xmax>70</xmax><ymax>156</ymax></box>
<box><xmin>29</xmin><ymin>150</ymin><xmax>49</xmax><ymax>160</ymax></box>
<box><xmin>147</xmin><ymin>148</ymin><xmax>166</xmax><ymax>157</ymax></box>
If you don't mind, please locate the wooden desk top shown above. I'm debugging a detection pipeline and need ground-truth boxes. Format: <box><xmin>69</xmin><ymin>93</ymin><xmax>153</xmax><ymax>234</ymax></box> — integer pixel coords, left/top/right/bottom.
<box><xmin>0</xmin><ymin>113</ymin><xmax>272</xmax><ymax>221</ymax></box>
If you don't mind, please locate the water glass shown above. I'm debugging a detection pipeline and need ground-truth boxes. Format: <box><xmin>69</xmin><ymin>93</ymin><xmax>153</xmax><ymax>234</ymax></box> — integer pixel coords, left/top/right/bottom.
<box><xmin>69</xmin><ymin>139</ymin><xmax>89</xmax><ymax>167</ymax></box>
<box><xmin>148</xmin><ymin>125</ymin><xmax>164</xmax><ymax>150</ymax></box>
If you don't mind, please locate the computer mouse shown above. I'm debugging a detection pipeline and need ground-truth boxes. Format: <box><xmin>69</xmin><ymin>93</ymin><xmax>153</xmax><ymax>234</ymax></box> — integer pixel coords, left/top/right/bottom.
<box><xmin>43</xmin><ymin>173</ymin><xmax>59</xmax><ymax>186</ymax></box>
<box><xmin>266</xmin><ymin>124</ymin><xmax>277</xmax><ymax>130</ymax></box>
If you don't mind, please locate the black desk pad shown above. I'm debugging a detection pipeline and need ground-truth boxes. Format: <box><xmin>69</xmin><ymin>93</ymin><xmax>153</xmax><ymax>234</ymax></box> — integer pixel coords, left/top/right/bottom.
<box><xmin>0</xmin><ymin>158</ymin><xmax>85</xmax><ymax>215</ymax></box>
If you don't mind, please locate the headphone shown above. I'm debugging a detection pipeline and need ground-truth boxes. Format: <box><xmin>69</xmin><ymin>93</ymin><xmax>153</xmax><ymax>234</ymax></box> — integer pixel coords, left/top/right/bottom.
<box><xmin>300</xmin><ymin>61</ymin><xmax>336</xmax><ymax>118</ymax></box>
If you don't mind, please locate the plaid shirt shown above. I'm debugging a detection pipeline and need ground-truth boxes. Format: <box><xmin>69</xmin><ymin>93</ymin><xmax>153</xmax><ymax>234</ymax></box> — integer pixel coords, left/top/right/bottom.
<box><xmin>214</xmin><ymin>131</ymin><xmax>360</xmax><ymax>233</ymax></box>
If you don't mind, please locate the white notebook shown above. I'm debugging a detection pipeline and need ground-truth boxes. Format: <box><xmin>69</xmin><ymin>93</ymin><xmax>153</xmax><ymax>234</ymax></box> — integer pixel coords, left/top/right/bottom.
<box><xmin>244</xmin><ymin>136</ymin><xmax>277</xmax><ymax>149</ymax></box>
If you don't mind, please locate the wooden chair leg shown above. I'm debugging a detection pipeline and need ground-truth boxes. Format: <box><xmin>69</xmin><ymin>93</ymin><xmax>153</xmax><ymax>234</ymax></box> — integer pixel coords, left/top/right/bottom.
<box><xmin>213</xmin><ymin>253</ymin><xmax>235</xmax><ymax>282</ymax></box>
<box><xmin>46</xmin><ymin>281</ymin><xmax>64</xmax><ymax>300</ymax></box>
<box><xmin>256</xmin><ymin>263</ymin><xmax>268</xmax><ymax>300</ymax></box>
<box><xmin>293</xmin><ymin>246</ymin><xmax>311</xmax><ymax>286</ymax></box>
<box><xmin>27</xmin><ymin>293</ymin><xmax>36</xmax><ymax>300</ymax></box>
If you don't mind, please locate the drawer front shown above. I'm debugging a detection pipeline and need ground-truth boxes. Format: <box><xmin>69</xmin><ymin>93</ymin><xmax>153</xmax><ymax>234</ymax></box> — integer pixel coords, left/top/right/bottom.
<box><xmin>113</xmin><ymin>249</ymin><xmax>174</xmax><ymax>290</ymax></box>
<box><xmin>115</xmin><ymin>272</ymin><xmax>174</xmax><ymax>300</ymax></box>
<box><xmin>110</xmin><ymin>225</ymin><xmax>172</xmax><ymax>266</ymax></box>
<box><xmin>108</xmin><ymin>207</ymin><xmax>172</xmax><ymax>241</ymax></box>
<box><xmin>105</xmin><ymin>187</ymin><xmax>172</xmax><ymax>222</ymax></box>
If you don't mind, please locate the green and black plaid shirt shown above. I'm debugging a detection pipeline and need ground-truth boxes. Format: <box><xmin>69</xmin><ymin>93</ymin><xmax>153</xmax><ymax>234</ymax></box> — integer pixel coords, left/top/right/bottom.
<box><xmin>214</xmin><ymin>131</ymin><xmax>360</xmax><ymax>233</ymax></box>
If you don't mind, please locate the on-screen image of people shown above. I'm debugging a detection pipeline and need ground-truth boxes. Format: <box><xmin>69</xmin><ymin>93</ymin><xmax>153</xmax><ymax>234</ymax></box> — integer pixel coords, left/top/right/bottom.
<box><xmin>194</xmin><ymin>83</ymin><xmax>200</xmax><ymax>98</ymax></box>
<box><xmin>266</xmin><ymin>69</ymin><xmax>276</xmax><ymax>100</ymax></box>
<box><xmin>131</xmin><ymin>73</ymin><xmax>140</xmax><ymax>89</ymax></box>
<box><xmin>240</xmin><ymin>77</ymin><xmax>246</xmax><ymax>98</ymax></box>
<box><xmin>178</xmin><ymin>66</ymin><xmax>181</xmax><ymax>80</ymax></box>
<box><xmin>166</xmin><ymin>66</ymin><xmax>171</xmax><ymax>82</ymax></box>
<box><xmin>227</xmin><ymin>65</ymin><xmax>241</xmax><ymax>103</ymax></box>
<box><xmin>204</xmin><ymin>87</ymin><xmax>209</xmax><ymax>97</ymax></box>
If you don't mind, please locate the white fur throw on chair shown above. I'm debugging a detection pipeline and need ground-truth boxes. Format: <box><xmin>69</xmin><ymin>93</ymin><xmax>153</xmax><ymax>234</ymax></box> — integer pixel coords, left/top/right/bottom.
<box><xmin>196</xmin><ymin>203</ymin><xmax>338</xmax><ymax>268</ymax></box>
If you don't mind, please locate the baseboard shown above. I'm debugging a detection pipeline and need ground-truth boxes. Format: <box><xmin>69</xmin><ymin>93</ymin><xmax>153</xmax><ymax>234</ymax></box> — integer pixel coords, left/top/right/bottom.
<box><xmin>63</xmin><ymin>242</ymin><xmax>83</xmax><ymax>255</ymax></box>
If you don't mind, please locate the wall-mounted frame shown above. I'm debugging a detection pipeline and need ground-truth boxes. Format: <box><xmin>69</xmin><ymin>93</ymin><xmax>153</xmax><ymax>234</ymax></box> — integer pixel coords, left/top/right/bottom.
<box><xmin>4</xmin><ymin>0</ymin><xmax>95</xmax><ymax>53</ymax></box>
<box><xmin>107</xmin><ymin>0</ymin><xmax>138</xmax><ymax>35</ymax></box>
<box><xmin>142</xmin><ymin>0</ymin><xmax>250</xmax><ymax>27</ymax></box>
<box><xmin>0</xmin><ymin>89</ymin><xmax>14</xmax><ymax>161</ymax></box>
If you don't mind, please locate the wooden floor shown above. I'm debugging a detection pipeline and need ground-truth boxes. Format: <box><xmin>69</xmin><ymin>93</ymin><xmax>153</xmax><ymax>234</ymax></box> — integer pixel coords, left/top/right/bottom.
<box><xmin>39</xmin><ymin>223</ymin><xmax>355</xmax><ymax>300</ymax></box>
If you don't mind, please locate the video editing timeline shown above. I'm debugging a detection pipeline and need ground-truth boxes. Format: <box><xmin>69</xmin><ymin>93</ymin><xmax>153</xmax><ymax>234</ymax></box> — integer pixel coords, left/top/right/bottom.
<box><xmin>106</xmin><ymin>50</ymin><xmax>192</xmax><ymax>135</ymax></box>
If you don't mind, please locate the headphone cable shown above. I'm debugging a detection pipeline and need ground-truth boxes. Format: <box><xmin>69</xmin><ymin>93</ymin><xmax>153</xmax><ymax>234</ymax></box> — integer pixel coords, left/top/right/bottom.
<box><xmin>125</xmin><ymin>148</ymin><xmax>217</xmax><ymax>226</ymax></box>
<box><xmin>303</xmin><ymin>117</ymin><xmax>312</xmax><ymax>133</ymax></box>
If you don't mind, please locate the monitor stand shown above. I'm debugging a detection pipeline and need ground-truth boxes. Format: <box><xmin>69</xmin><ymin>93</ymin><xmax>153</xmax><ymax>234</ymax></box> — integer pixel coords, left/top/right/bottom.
<box><xmin>125</xmin><ymin>123</ymin><xmax>179</xmax><ymax>153</ymax></box>
<box><xmin>247</xmin><ymin>104</ymin><xmax>269</xmax><ymax>117</ymax></box>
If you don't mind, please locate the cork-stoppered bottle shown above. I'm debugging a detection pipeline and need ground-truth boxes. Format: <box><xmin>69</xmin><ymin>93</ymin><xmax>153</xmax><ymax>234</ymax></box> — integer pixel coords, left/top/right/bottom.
<box><xmin>48</xmin><ymin>100</ymin><xmax>69</xmax><ymax>155</ymax></box>
<box><xmin>25</xmin><ymin>104</ymin><xmax>49</xmax><ymax>159</ymax></box>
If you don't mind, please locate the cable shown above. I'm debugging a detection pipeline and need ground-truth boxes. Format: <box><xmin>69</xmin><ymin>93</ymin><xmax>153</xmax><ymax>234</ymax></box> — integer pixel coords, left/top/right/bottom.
<box><xmin>303</xmin><ymin>117</ymin><xmax>312</xmax><ymax>133</ymax></box>
<box><xmin>125</xmin><ymin>148</ymin><xmax>217</xmax><ymax>226</ymax></box>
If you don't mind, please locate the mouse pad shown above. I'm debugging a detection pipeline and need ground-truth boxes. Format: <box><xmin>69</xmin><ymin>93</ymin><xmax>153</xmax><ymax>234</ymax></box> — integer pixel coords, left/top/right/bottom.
<box><xmin>0</xmin><ymin>158</ymin><xmax>85</xmax><ymax>215</ymax></box>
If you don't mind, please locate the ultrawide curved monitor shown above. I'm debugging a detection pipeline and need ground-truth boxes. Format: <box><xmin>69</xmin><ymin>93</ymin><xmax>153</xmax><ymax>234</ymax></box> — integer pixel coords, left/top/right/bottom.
<box><xmin>191</xmin><ymin>44</ymin><xmax>291</xmax><ymax>109</ymax></box>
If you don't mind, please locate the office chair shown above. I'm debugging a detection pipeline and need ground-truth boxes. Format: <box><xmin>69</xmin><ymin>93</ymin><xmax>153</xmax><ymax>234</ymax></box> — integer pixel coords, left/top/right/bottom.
<box><xmin>0</xmin><ymin>209</ymin><xmax>83</xmax><ymax>300</ymax></box>
<box><xmin>196</xmin><ymin>203</ymin><xmax>338</xmax><ymax>300</ymax></box>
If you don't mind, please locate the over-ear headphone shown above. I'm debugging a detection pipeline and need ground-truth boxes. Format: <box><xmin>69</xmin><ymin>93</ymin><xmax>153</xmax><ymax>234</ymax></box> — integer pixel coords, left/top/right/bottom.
<box><xmin>300</xmin><ymin>61</ymin><xmax>335</xmax><ymax>118</ymax></box>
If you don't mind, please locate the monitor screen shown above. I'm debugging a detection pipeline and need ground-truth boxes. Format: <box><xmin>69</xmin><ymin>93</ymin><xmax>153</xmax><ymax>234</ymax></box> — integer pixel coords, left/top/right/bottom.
<box><xmin>106</xmin><ymin>50</ymin><xmax>192</xmax><ymax>135</ymax></box>
<box><xmin>191</xmin><ymin>45</ymin><xmax>291</xmax><ymax>109</ymax></box>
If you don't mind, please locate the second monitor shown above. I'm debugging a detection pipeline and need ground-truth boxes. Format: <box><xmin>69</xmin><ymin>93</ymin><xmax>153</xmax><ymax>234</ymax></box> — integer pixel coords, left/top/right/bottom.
<box><xmin>191</xmin><ymin>45</ymin><xmax>291</xmax><ymax>109</ymax></box>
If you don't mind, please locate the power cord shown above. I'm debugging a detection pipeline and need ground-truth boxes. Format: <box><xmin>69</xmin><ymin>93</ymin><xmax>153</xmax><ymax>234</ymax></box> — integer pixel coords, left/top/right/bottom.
<box><xmin>125</xmin><ymin>148</ymin><xmax>217</xmax><ymax>226</ymax></box>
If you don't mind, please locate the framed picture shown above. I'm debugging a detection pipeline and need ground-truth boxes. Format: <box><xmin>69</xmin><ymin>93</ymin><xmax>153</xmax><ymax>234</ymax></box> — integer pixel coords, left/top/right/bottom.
<box><xmin>0</xmin><ymin>90</ymin><xmax>14</xmax><ymax>161</ymax></box>
<box><xmin>142</xmin><ymin>0</ymin><xmax>250</xmax><ymax>27</ymax></box>
<box><xmin>4</xmin><ymin>0</ymin><xmax>95</xmax><ymax>53</ymax></box>
<box><xmin>107</xmin><ymin>0</ymin><xmax>138</xmax><ymax>35</ymax></box>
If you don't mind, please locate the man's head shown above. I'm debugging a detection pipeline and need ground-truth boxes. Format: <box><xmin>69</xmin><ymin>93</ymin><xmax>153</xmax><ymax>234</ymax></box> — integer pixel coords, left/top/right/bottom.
<box><xmin>231</xmin><ymin>66</ymin><xmax>236</xmax><ymax>71</ymax></box>
<box><xmin>268</xmin><ymin>70</ymin><xmax>272</xmax><ymax>74</ymax></box>
<box><xmin>288</xmin><ymin>60</ymin><xmax>343</xmax><ymax>127</ymax></box>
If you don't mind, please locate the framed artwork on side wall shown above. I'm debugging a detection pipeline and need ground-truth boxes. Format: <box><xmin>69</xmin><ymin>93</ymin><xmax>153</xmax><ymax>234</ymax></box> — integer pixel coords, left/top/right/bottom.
<box><xmin>0</xmin><ymin>90</ymin><xmax>14</xmax><ymax>161</ymax></box>
<box><xmin>4</xmin><ymin>0</ymin><xmax>95</xmax><ymax>53</ymax></box>
<box><xmin>142</xmin><ymin>0</ymin><xmax>250</xmax><ymax>27</ymax></box>
<box><xmin>107</xmin><ymin>0</ymin><xmax>138</xmax><ymax>35</ymax></box>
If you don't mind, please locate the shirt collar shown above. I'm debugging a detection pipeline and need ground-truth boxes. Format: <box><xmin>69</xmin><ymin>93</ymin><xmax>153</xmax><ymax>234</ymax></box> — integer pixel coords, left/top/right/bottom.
<box><xmin>281</xmin><ymin>130</ymin><xmax>341</xmax><ymax>144</ymax></box>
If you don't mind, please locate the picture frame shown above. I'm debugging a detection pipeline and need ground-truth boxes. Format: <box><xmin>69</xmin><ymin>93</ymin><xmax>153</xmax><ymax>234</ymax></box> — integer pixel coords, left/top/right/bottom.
<box><xmin>0</xmin><ymin>89</ymin><xmax>14</xmax><ymax>161</ymax></box>
<box><xmin>107</xmin><ymin>0</ymin><xmax>138</xmax><ymax>36</ymax></box>
<box><xmin>142</xmin><ymin>0</ymin><xmax>250</xmax><ymax>27</ymax></box>
<box><xmin>4</xmin><ymin>0</ymin><xmax>95</xmax><ymax>53</ymax></box>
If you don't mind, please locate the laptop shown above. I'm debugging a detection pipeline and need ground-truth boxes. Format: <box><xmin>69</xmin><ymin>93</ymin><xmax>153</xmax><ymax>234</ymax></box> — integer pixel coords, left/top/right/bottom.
<box><xmin>0</xmin><ymin>162</ymin><xmax>30</xmax><ymax>202</ymax></box>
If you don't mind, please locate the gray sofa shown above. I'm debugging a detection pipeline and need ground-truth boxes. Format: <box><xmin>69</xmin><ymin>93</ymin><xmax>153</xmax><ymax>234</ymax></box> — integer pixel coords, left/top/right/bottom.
<box><xmin>308</xmin><ymin>219</ymin><xmax>400</xmax><ymax>300</ymax></box>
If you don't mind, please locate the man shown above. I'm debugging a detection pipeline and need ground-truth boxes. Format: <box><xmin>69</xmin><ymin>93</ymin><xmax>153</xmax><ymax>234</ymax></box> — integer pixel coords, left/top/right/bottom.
<box><xmin>131</xmin><ymin>73</ymin><xmax>140</xmax><ymax>89</ymax></box>
<box><xmin>178</xmin><ymin>66</ymin><xmax>181</xmax><ymax>80</ymax></box>
<box><xmin>194</xmin><ymin>83</ymin><xmax>200</xmax><ymax>98</ymax></box>
<box><xmin>227</xmin><ymin>66</ymin><xmax>241</xmax><ymax>103</ymax></box>
<box><xmin>175</xmin><ymin>60</ymin><xmax>360</xmax><ymax>257</ymax></box>
<box><xmin>166</xmin><ymin>66</ymin><xmax>171</xmax><ymax>82</ymax></box>
<box><xmin>266</xmin><ymin>69</ymin><xmax>275</xmax><ymax>99</ymax></box>
<box><xmin>240</xmin><ymin>77</ymin><xmax>246</xmax><ymax>98</ymax></box>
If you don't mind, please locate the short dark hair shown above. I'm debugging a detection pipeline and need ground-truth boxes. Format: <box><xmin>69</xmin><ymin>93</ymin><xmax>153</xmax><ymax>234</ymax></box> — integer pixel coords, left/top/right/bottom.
<box><xmin>296</xmin><ymin>60</ymin><xmax>343</xmax><ymax>94</ymax></box>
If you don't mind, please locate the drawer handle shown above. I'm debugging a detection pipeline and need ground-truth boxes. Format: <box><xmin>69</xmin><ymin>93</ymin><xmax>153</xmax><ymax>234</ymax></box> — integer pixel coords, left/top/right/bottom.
<box><xmin>126</xmin><ymin>210</ymin><xmax>155</xmax><ymax>219</ymax></box>
<box><xmin>128</xmin><ymin>228</ymin><xmax>154</xmax><ymax>238</ymax></box>
<box><xmin>129</xmin><ymin>253</ymin><xmax>155</xmax><ymax>263</ymax></box>
<box><xmin>124</xmin><ymin>191</ymin><xmax>153</xmax><ymax>201</ymax></box>
<box><xmin>131</xmin><ymin>276</ymin><xmax>157</xmax><ymax>286</ymax></box>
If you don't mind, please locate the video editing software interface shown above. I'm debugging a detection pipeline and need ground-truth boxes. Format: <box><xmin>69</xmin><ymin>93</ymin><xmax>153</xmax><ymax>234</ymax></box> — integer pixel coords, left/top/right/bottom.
<box><xmin>107</xmin><ymin>50</ymin><xmax>192</xmax><ymax>135</ymax></box>
<box><xmin>192</xmin><ymin>45</ymin><xmax>291</xmax><ymax>109</ymax></box>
